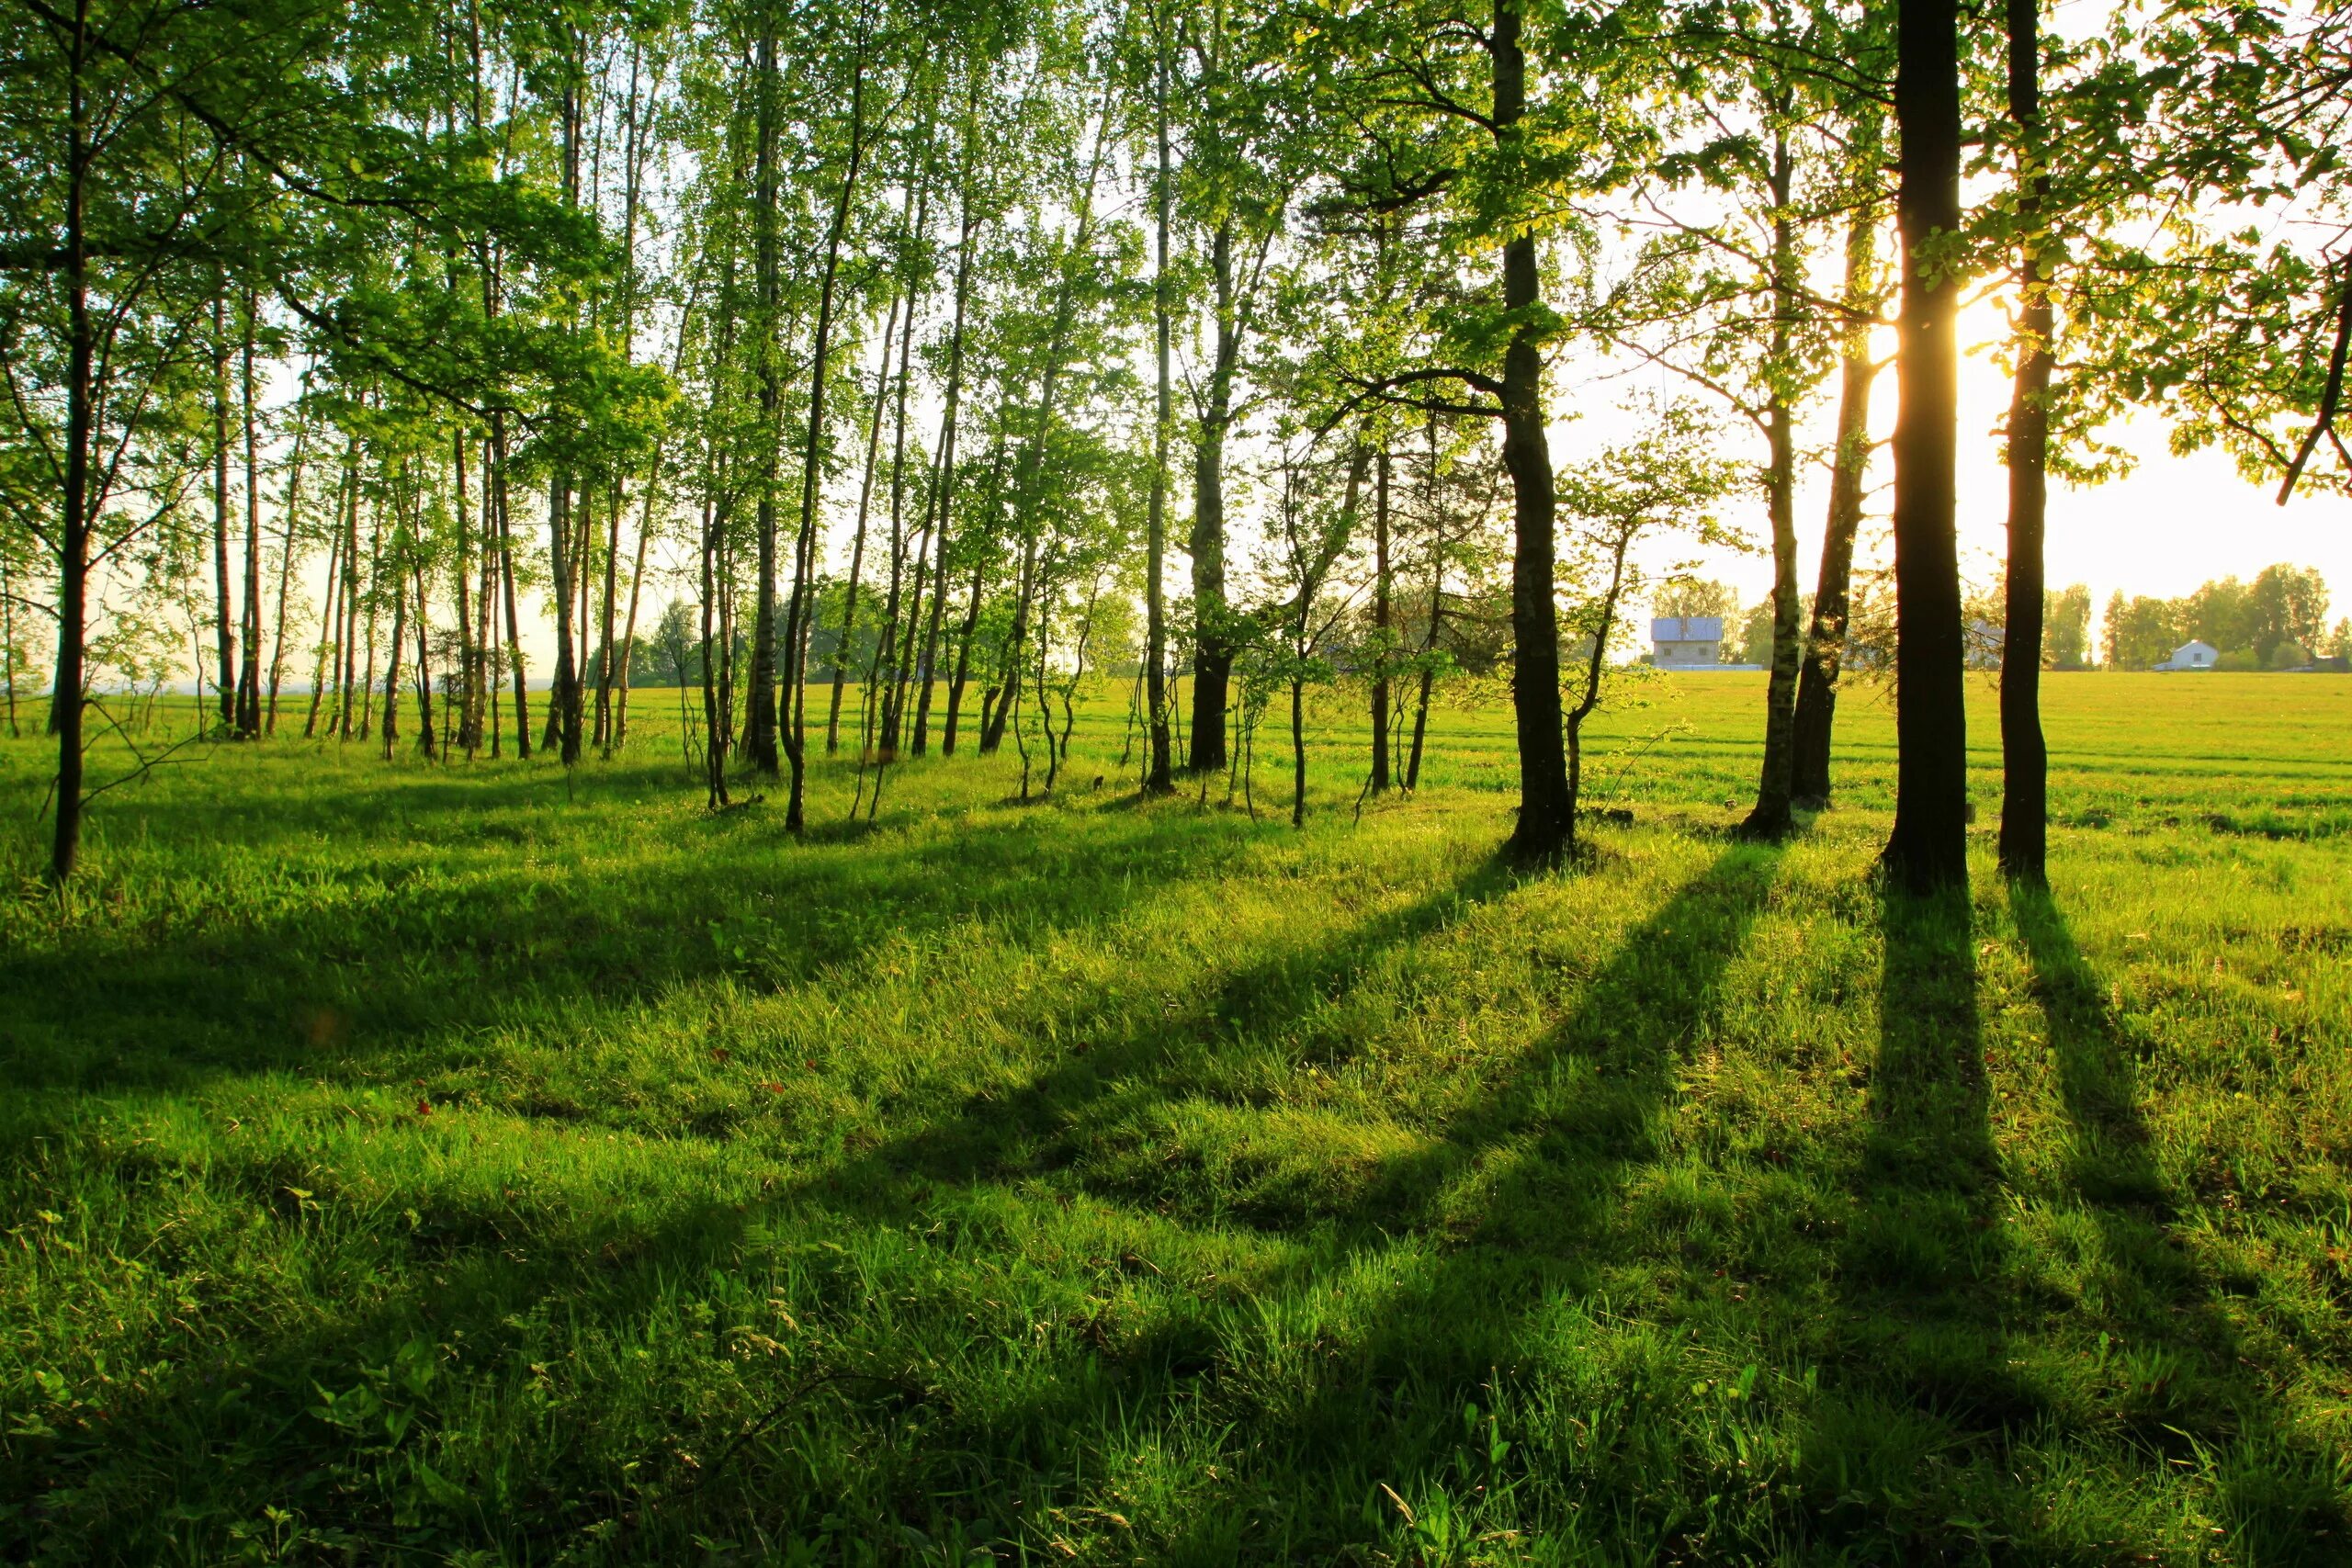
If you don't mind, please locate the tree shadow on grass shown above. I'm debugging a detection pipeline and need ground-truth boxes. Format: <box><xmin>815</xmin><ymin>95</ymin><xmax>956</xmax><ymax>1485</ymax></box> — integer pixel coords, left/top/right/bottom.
<box><xmin>0</xmin><ymin>795</ymin><xmax>1274</xmax><ymax>1110</ymax></box>
<box><xmin>808</xmin><ymin>842</ymin><xmax>1791</xmax><ymax>1560</ymax></box>
<box><xmin>0</xmin><ymin>833</ymin><xmax>1532</xmax><ymax>1562</ymax></box>
<box><xmin>2012</xmin><ymin>886</ymin><xmax>2350</xmax><ymax>1564</ymax></box>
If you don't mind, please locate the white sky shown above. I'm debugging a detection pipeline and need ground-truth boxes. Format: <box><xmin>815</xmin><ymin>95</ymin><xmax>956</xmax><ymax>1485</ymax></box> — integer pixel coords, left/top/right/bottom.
<box><xmin>1583</xmin><ymin>293</ymin><xmax>2352</xmax><ymax>636</ymax></box>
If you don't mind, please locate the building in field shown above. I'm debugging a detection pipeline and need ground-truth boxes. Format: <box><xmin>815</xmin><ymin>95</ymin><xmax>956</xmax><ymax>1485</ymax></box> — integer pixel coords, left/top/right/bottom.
<box><xmin>1651</xmin><ymin>616</ymin><xmax>1724</xmax><ymax>669</ymax></box>
<box><xmin>2153</xmin><ymin>639</ymin><xmax>2220</xmax><ymax>671</ymax></box>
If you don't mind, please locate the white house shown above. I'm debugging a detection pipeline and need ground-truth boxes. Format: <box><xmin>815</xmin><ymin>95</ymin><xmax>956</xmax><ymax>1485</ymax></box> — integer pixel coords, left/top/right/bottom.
<box><xmin>1652</xmin><ymin>616</ymin><xmax>1724</xmax><ymax>669</ymax></box>
<box><xmin>2153</xmin><ymin>639</ymin><xmax>2219</xmax><ymax>671</ymax></box>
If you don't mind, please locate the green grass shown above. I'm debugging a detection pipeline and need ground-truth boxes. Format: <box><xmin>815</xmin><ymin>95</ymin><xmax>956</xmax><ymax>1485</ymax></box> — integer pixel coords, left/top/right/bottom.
<box><xmin>1</xmin><ymin>672</ymin><xmax>2348</xmax><ymax>1564</ymax></box>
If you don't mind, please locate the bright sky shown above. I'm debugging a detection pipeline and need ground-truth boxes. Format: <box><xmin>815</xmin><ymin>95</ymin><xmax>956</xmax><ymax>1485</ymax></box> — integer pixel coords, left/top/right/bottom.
<box><xmin>1587</xmin><ymin>290</ymin><xmax>2352</xmax><ymax>638</ymax></box>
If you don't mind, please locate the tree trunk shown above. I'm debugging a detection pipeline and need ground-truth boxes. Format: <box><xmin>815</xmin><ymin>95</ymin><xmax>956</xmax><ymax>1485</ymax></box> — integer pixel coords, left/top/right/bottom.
<box><xmin>1494</xmin><ymin>0</ymin><xmax>1572</xmax><ymax>862</ymax></box>
<box><xmin>380</xmin><ymin>557</ymin><xmax>406</xmax><ymax>760</ymax></box>
<box><xmin>1143</xmin><ymin>6</ymin><xmax>1175</xmax><ymax>793</ymax></box>
<box><xmin>616</xmin><ymin>473</ymin><xmax>654</xmax><ymax>750</ymax></box>
<box><xmin>49</xmin><ymin>76</ymin><xmax>92</xmax><ymax>882</ymax></box>
<box><xmin>1998</xmin><ymin>0</ymin><xmax>2051</xmax><ymax>886</ymax></box>
<box><xmin>743</xmin><ymin>28</ymin><xmax>784</xmax><ymax>777</ymax></box>
<box><xmin>1370</xmin><ymin>445</ymin><xmax>1392</xmax><ymax>793</ymax></box>
<box><xmin>338</xmin><ymin>449</ymin><xmax>363</xmax><ymax>738</ymax></box>
<box><xmin>596</xmin><ymin>477</ymin><xmax>622</xmax><ymax>748</ymax></box>
<box><xmin>412</xmin><ymin>558</ymin><xmax>435</xmax><ymax>760</ymax></box>
<box><xmin>303</xmin><ymin>456</ymin><xmax>348</xmax><ymax>739</ymax></box>
<box><xmin>1407</xmin><ymin>550</ymin><xmax>1442</xmax><ymax>793</ymax></box>
<box><xmin>830</xmin><ymin>291</ymin><xmax>899</xmax><ymax>754</ymax></box>
<box><xmin>266</xmin><ymin>417</ymin><xmax>311</xmax><ymax>736</ymax></box>
<box><xmin>1187</xmin><ymin>220</ymin><xmax>1245</xmax><ymax>773</ymax></box>
<box><xmin>492</xmin><ymin>419</ymin><xmax>530</xmax><ymax>757</ymax></box>
<box><xmin>1883</xmin><ymin>0</ymin><xmax>1972</xmax><ymax>892</ymax></box>
<box><xmin>236</xmin><ymin>294</ymin><xmax>264</xmax><ymax>736</ymax></box>
<box><xmin>1741</xmin><ymin>131</ymin><xmax>1802</xmax><ymax>840</ymax></box>
<box><xmin>211</xmin><ymin>294</ymin><xmax>237</xmax><ymax>733</ymax></box>
<box><xmin>780</xmin><ymin>51</ymin><xmax>873</xmax><ymax>830</ymax></box>
<box><xmin>1792</xmin><ymin>190</ymin><xmax>1883</xmax><ymax>807</ymax></box>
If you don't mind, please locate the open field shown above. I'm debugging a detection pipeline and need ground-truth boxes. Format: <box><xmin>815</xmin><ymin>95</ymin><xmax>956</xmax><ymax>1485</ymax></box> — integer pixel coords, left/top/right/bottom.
<box><xmin>3</xmin><ymin>672</ymin><xmax>2350</xmax><ymax>1563</ymax></box>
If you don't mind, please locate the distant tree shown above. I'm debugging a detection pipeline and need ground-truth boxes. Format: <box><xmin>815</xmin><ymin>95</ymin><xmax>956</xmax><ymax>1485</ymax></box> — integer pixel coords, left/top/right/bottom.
<box><xmin>2245</xmin><ymin>563</ymin><xmax>2327</xmax><ymax>663</ymax></box>
<box><xmin>2042</xmin><ymin>583</ymin><xmax>2090</xmax><ymax>669</ymax></box>
<box><xmin>2186</xmin><ymin>576</ymin><xmax>2252</xmax><ymax>654</ymax></box>
<box><xmin>1654</xmin><ymin>579</ymin><xmax>1740</xmax><ymax>621</ymax></box>
<box><xmin>2103</xmin><ymin>592</ymin><xmax>2184</xmax><ymax>668</ymax></box>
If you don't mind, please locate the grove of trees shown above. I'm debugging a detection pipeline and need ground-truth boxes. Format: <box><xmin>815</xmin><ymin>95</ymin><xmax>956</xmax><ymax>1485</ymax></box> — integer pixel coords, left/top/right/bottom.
<box><xmin>5</xmin><ymin>0</ymin><xmax>2349</xmax><ymax>890</ymax></box>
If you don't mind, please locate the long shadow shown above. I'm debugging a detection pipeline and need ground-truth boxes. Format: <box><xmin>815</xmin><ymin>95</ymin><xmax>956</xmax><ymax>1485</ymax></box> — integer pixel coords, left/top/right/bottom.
<box><xmin>1177</xmin><ymin>842</ymin><xmax>1791</xmax><ymax>1558</ymax></box>
<box><xmin>2014</xmin><ymin>886</ymin><xmax>2350</xmax><ymax>1563</ymax></box>
<box><xmin>848</xmin><ymin>843</ymin><xmax>1789</xmax><ymax>1560</ymax></box>
<box><xmin>790</xmin><ymin>846</ymin><xmax>1528</xmax><ymax>1212</ymax></box>
<box><xmin>1792</xmin><ymin>884</ymin><xmax>2020</xmax><ymax>1556</ymax></box>
<box><xmin>0</xmin><ymin>797</ymin><xmax>1269</xmax><ymax>1112</ymax></box>
<box><xmin>1</xmin><ymin>834</ymin><xmax>1530</xmax><ymax>1562</ymax></box>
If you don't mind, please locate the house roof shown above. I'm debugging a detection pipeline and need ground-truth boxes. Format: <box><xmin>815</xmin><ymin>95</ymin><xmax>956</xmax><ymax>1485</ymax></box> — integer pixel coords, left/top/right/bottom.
<box><xmin>1651</xmin><ymin>616</ymin><xmax>1724</xmax><ymax>641</ymax></box>
<box><xmin>2175</xmin><ymin>640</ymin><xmax>2218</xmax><ymax>657</ymax></box>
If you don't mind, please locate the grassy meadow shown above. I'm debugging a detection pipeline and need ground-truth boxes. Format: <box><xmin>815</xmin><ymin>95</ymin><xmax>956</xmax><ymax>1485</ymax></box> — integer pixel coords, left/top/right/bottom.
<box><xmin>2</xmin><ymin>671</ymin><xmax>2349</xmax><ymax>1564</ymax></box>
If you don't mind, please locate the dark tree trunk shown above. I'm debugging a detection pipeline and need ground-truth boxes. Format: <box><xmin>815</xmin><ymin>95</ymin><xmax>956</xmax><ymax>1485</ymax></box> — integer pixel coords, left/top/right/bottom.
<box><xmin>1741</xmin><ymin>132</ymin><xmax>1802</xmax><ymax>840</ymax></box>
<box><xmin>266</xmin><ymin>418</ymin><xmax>310</xmax><ymax>736</ymax></box>
<box><xmin>236</xmin><ymin>295</ymin><xmax>264</xmax><ymax>736</ymax></box>
<box><xmin>779</xmin><ymin>50</ymin><xmax>873</xmax><ymax>829</ymax></box>
<box><xmin>1792</xmin><ymin>192</ymin><xmax>1883</xmax><ymax>807</ymax></box>
<box><xmin>211</xmin><ymin>294</ymin><xmax>236</xmax><ymax>732</ymax></box>
<box><xmin>1143</xmin><ymin>9</ymin><xmax>1175</xmax><ymax>793</ymax></box>
<box><xmin>1883</xmin><ymin>0</ymin><xmax>1972</xmax><ymax>893</ymax></box>
<box><xmin>1187</xmin><ymin>220</ymin><xmax>1245</xmax><ymax>773</ymax></box>
<box><xmin>1494</xmin><ymin>0</ymin><xmax>1572</xmax><ymax>862</ymax></box>
<box><xmin>829</xmin><ymin>291</ymin><xmax>898</xmax><ymax>754</ymax></box>
<box><xmin>381</xmin><ymin>558</ymin><xmax>407</xmax><ymax>760</ymax></box>
<box><xmin>49</xmin><ymin>72</ymin><xmax>91</xmax><ymax>881</ymax></box>
<box><xmin>743</xmin><ymin>28</ymin><xmax>784</xmax><ymax>776</ymax></box>
<box><xmin>943</xmin><ymin>553</ymin><xmax>988</xmax><ymax>756</ymax></box>
<box><xmin>492</xmin><ymin>420</ymin><xmax>530</xmax><ymax>757</ymax></box>
<box><xmin>912</xmin><ymin>93</ymin><xmax>984</xmax><ymax>757</ymax></box>
<box><xmin>1998</xmin><ymin>0</ymin><xmax>2051</xmax><ymax>886</ymax></box>
<box><xmin>1370</xmin><ymin>445</ymin><xmax>1392</xmax><ymax>793</ymax></box>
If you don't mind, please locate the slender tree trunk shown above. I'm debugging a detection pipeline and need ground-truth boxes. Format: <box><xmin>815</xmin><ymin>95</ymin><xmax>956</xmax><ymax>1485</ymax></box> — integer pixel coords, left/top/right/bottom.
<box><xmin>911</xmin><ymin>144</ymin><xmax>982</xmax><ymax>758</ymax></box>
<box><xmin>211</xmin><ymin>294</ymin><xmax>236</xmax><ymax>733</ymax></box>
<box><xmin>596</xmin><ymin>478</ymin><xmax>621</xmax><ymax>748</ymax></box>
<box><xmin>412</xmin><ymin>558</ymin><xmax>435</xmax><ymax>760</ymax></box>
<box><xmin>781</xmin><ymin>53</ymin><xmax>873</xmax><ymax>831</ymax></box>
<box><xmin>1741</xmin><ymin>131</ymin><xmax>1803</xmax><ymax>840</ymax></box>
<box><xmin>236</xmin><ymin>294</ymin><xmax>264</xmax><ymax>735</ymax></box>
<box><xmin>492</xmin><ymin>419</ymin><xmax>530</xmax><ymax>757</ymax></box>
<box><xmin>266</xmin><ymin>417</ymin><xmax>310</xmax><ymax>736</ymax></box>
<box><xmin>944</xmin><ymin>551</ymin><xmax>988</xmax><ymax>755</ymax></box>
<box><xmin>1493</xmin><ymin>0</ymin><xmax>1571</xmax><ymax>861</ymax></box>
<box><xmin>878</xmin><ymin>186</ymin><xmax>932</xmax><ymax>755</ymax></box>
<box><xmin>49</xmin><ymin>56</ymin><xmax>92</xmax><ymax>882</ymax></box>
<box><xmin>1792</xmin><ymin>190</ymin><xmax>1883</xmax><ymax>807</ymax></box>
<box><xmin>744</xmin><ymin>33</ymin><xmax>785</xmax><ymax>775</ymax></box>
<box><xmin>451</xmin><ymin>428</ymin><xmax>477</xmax><ymax>752</ymax></box>
<box><xmin>381</xmin><ymin>555</ymin><xmax>407</xmax><ymax>760</ymax></box>
<box><xmin>337</xmin><ymin>448</ymin><xmax>362</xmax><ymax>738</ymax></box>
<box><xmin>357</xmin><ymin>502</ymin><xmax>380</xmax><ymax>739</ymax></box>
<box><xmin>303</xmin><ymin>462</ymin><xmax>345</xmax><ymax>739</ymax></box>
<box><xmin>1999</xmin><ymin>0</ymin><xmax>2052</xmax><ymax>885</ymax></box>
<box><xmin>830</xmin><ymin>292</ymin><xmax>899</xmax><ymax>754</ymax></box>
<box><xmin>1143</xmin><ymin>4</ymin><xmax>1175</xmax><ymax>793</ymax></box>
<box><xmin>616</xmin><ymin>475</ymin><xmax>653</xmax><ymax>750</ymax></box>
<box><xmin>1407</xmin><ymin>550</ymin><xmax>1443</xmax><ymax>792</ymax></box>
<box><xmin>1370</xmin><ymin>445</ymin><xmax>1392</xmax><ymax>792</ymax></box>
